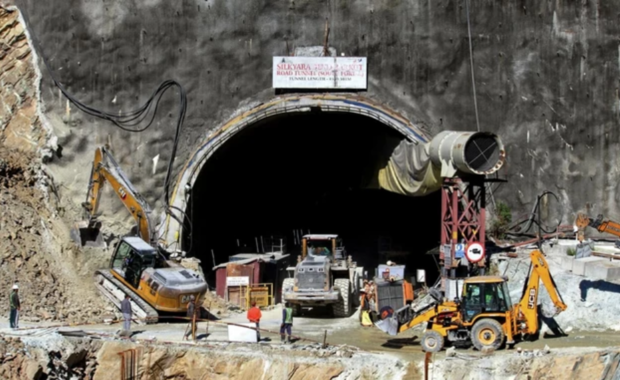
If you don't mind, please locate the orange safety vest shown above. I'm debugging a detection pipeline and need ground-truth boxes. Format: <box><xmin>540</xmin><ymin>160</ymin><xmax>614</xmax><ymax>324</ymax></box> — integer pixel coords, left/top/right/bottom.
<box><xmin>247</xmin><ymin>307</ymin><xmax>261</xmax><ymax>322</ymax></box>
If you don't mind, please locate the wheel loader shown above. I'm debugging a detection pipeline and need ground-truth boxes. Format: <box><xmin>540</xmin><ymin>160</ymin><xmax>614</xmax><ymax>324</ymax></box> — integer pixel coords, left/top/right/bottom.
<box><xmin>375</xmin><ymin>250</ymin><xmax>567</xmax><ymax>352</ymax></box>
<box><xmin>281</xmin><ymin>234</ymin><xmax>364</xmax><ymax>317</ymax></box>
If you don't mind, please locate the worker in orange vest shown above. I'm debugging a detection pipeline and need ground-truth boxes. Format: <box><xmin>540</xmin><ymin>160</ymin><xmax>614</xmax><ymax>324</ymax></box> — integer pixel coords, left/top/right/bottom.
<box><xmin>247</xmin><ymin>301</ymin><xmax>262</xmax><ymax>342</ymax></box>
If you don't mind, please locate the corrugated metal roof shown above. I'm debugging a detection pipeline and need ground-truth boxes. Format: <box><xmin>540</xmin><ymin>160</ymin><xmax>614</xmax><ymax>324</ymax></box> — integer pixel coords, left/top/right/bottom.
<box><xmin>303</xmin><ymin>234</ymin><xmax>338</xmax><ymax>239</ymax></box>
<box><xmin>212</xmin><ymin>253</ymin><xmax>289</xmax><ymax>270</ymax></box>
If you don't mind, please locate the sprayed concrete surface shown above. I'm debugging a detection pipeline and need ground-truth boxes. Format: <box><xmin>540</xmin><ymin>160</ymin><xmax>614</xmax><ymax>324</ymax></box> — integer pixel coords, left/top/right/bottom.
<box><xmin>2</xmin><ymin>0</ymin><xmax>619</xmax><ymax>233</ymax></box>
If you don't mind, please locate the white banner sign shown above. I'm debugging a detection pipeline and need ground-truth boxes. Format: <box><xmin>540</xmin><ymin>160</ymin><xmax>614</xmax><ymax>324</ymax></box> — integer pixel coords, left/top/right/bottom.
<box><xmin>226</xmin><ymin>276</ymin><xmax>249</xmax><ymax>286</ymax></box>
<box><xmin>273</xmin><ymin>56</ymin><xmax>367</xmax><ymax>89</ymax></box>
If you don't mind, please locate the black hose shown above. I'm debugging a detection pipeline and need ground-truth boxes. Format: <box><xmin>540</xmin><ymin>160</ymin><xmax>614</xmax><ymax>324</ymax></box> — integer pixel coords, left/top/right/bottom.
<box><xmin>20</xmin><ymin>8</ymin><xmax>191</xmax><ymax>247</ymax></box>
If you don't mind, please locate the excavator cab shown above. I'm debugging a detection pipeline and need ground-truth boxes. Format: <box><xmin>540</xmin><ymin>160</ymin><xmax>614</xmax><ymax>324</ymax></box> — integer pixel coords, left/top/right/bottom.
<box><xmin>111</xmin><ymin>237</ymin><xmax>157</xmax><ymax>289</ymax></box>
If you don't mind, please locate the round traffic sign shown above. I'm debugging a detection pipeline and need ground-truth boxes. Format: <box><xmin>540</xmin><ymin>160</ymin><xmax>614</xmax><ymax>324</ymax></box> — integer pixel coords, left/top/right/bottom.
<box><xmin>465</xmin><ymin>242</ymin><xmax>485</xmax><ymax>263</ymax></box>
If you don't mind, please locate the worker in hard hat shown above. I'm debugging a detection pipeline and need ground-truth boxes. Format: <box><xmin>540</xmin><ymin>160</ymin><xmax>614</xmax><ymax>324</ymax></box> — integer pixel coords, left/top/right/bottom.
<box><xmin>9</xmin><ymin>284</ymin><xmax>20</xmax><ymax>329</ymax></box>
<box><xmin>280</xmin><ymin>302</ymin><xmax>294</xmax><ymax>343</ymax></box>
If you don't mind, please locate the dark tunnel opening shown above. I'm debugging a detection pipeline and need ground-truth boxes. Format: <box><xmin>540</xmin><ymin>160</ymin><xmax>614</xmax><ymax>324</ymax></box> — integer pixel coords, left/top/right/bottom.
<box><xmin>183</xmin><ymin>111</ymin><xmax>442</xmax><ymax>290</ymax></box>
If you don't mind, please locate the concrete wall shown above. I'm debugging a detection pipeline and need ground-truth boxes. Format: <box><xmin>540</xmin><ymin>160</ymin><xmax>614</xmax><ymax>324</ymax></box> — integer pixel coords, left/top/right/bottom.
<box><xmin>9</xmin><ymin>0</ymin><xmax>620</xmax><ymax>227</ymax></box>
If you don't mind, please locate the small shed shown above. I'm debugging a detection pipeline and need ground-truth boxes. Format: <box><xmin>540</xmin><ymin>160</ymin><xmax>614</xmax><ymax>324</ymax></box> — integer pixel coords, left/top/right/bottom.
<box><xmin>214</xmin><ymin>252</ymin><xmax>290</xmax><ymax>307</ymax></box>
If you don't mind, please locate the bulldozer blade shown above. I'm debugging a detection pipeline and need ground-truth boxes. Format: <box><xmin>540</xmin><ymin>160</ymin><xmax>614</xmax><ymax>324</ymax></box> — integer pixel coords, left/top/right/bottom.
<box><xmin>70</xmin><ymin>220</ymin><xmax>105</xmax><ymax>247</ymax></box>
<box><xmin>375</xmin><ymin>317</ymin><xmax>399</xmax><ymax>336</ymax></box>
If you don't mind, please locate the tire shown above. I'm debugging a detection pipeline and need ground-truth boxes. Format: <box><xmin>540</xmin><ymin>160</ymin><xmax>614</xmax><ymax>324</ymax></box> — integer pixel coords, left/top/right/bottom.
<box><xmin>421</xmin><ymin>330</ymin><xmax>444</xmax><ymax>353</ymax></box>
<box><xmin>333</xmin><ymin>278</ymin><xmax>351</xmax><ymax>317</ymax></box>
<box><xmin>292</xmin><ymin>304</ymin><xmax>301</xmax><ymax>317</ymax></box>
<box><xmin>471</xmin><ymin>319</ymin><xmax>505</xmax><ymax>351</ymax></box>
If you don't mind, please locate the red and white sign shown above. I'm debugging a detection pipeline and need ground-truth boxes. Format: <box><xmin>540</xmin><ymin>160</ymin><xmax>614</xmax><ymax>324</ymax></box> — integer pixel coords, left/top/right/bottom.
<box><xmin>465</xmin><ymin>242</ymin><xmax>485</xmax><ymax>263</ymax></box>
<box><xmin>272</xmin><ymin>56</ymin><xmax>367</xmax><ymax>89</ymax></box>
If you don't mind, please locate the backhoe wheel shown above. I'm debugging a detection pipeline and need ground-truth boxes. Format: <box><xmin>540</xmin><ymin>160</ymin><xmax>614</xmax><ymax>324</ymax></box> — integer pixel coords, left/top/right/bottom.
<box><xmin>333</xmin><ymin>279</ymin><xmax>351</xmax><ymax>317</ymax></box>
<box><xmin>420</xmin><ymin>330</ymin><xmax>444</xmax><ymax>353</ymax></box>
<box><xmin>471</xmin><ymin>319</ymin><xmax>505</xmax><ymax>351</ymax></box>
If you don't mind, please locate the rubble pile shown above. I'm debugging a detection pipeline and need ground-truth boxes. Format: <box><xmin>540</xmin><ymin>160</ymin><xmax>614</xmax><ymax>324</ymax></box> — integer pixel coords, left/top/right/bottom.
<box><xmin>0</xmin><ymin>146</ymin><xmax>107</xmax><ymax>324</ymax></box>
<box><xmin>201</xmin><ymin>291</ymin><xmax>244</xmax><ymax>317</ymax></box>
<box><xmin>0</xmin><ymin>334</ymin><xmax>100</xmax><ymax>380</ymax></box>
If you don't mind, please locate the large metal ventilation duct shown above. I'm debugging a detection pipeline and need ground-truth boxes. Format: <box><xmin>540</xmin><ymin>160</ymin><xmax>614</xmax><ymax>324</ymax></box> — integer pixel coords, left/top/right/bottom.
<box><xmin>428</xmin><ymin>131</ymin><xmax>505</xmax><ymax>177</ymax></box>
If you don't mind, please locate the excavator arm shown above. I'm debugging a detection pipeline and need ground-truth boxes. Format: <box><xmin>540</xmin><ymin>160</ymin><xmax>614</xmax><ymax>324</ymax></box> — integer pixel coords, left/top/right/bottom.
<box><xmin>517</xmin><ymin>250</ymin><xmax>567</xmax><ymax>335</ymax></box>
<box><xmin>71</xmin><ymin>146</ymin><xmax>156</xmax><ymax>247</ymax></box>
<box><xmin>576</xmin><ymin>213</ymin><xmax>620</xmax><ymax>242</ymax></box>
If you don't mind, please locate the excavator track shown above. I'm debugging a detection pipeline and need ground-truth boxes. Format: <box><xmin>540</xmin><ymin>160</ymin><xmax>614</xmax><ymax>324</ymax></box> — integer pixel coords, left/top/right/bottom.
<box><xmin>95</xmin><ymin>270</ymin><xmax>159</xmax><ymax>324</ymax></box>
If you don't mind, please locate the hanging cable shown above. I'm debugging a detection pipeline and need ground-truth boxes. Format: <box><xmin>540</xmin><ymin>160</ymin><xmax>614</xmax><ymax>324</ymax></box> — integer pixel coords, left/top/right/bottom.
<box><xmin>19</xmin><ymin>8</ymin><xmax>190</xmax><ymax>247</ymax></box>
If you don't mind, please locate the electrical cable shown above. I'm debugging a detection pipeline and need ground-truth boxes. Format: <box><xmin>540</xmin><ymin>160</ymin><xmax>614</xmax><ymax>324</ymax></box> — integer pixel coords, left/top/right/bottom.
<box><xmin>506</xmin><ymin>191</ymin><xmax>562</xmax><ymax>237</ymax></box>
<box><xmin>20</xmin><ymin>8</ymin><xmax>192</xmax><ymax>248</ymax></box>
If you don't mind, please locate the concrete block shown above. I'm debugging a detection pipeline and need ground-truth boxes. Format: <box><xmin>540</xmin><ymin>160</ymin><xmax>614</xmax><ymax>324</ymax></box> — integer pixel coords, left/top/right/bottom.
<box><xmin>573</xmin><ymin>257</ymin><xmax>606</xmax><ymax>276</ymax></box>
<box><xmin>561</xmin><ymin>257</ymin><xmax>575</xmax><ymax>272</ymax></box>
<box><xmin>228</xmin><ymin>322</ymin><xmax>257</xmax><ymax>342</ymax></box>
<box><xmin>585</xmin><ymin>261</ymin><xmax>620</xmax><ymax>281</ymax></box>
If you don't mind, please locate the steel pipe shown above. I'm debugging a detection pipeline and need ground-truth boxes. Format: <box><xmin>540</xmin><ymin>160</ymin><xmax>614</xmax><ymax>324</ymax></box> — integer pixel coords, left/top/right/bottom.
<box><xmin>428</xmin><ymin>130</ymin><xmax>505</xmax><ymax>176</ymax></box>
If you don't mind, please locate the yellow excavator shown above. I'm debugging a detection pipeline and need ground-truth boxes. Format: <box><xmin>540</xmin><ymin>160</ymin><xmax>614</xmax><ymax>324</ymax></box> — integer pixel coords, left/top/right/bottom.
<box><xmin>375</xmin><ymin>250</ymin><xmax>567</xmax><ymax>352</ymax></box>
<box><xmin>70</xmin><ymin>146</ymin><xmax>207</xmax><ymax>323</ymax></box>
<box><xmin>575</xmin><ymin>213</ymin><xmax>620</xmax><ymax>244</ymax></box>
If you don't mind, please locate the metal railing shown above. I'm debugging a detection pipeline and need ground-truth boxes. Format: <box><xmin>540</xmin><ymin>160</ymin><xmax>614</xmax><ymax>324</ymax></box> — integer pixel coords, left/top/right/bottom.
<box><xmin>245</xmin><ymin>283</ymin><xmax>274</xmax><ymax>308</ymax></box>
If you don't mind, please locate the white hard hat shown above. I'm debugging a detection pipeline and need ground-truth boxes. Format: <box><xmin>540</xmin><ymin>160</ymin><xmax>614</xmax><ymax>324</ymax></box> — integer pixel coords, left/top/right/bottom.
<box><xmin>12</xmin><ymin>284</ymin><xmax>18</xmax><ymax>289</ymax></box>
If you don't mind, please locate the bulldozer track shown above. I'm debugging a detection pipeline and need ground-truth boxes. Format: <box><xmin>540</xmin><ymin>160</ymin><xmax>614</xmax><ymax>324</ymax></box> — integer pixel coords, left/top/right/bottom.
<box><xmin>95</xmin><ymin>270</ymin><xmax>159</xmax><ymax>324</ymax></box>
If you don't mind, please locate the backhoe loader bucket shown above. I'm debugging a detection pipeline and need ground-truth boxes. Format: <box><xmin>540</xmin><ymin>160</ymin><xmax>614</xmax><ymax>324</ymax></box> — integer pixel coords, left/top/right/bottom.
<box><xmin>70</xmin><ymin>220</ymin><xmax>105</xmax><ymax>247</ymax></box>
<box><xmin>375</xmin><ymin>316</ymin><xmax>398</xmax><ymax>336</ymax></box>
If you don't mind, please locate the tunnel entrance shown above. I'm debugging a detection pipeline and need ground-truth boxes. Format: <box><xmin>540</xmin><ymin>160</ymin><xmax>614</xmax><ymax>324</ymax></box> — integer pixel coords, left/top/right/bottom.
<box><xmin>183</xmin><ymin>110</ymin><xmax>442</xmax><ymax>287</ymax></box>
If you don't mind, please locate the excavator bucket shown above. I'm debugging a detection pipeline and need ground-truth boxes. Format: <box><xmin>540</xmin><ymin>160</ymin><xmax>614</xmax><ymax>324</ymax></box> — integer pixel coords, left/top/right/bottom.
<box><xmin>70</xmin><ymin>220</ymin><xmax>105</xmax><ymax>247</ymax></box>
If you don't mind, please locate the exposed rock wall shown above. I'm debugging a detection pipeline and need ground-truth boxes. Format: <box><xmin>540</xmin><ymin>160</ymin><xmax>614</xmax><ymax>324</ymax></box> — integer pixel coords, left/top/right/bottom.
<box><xmin>0</xmin><ymin>6</ymin><xmax>108</xmax><ymax>324</ymax></box>
<box><xmin>0</xmin><ymin>6</ymin><xmax>50</xmax><ymax>156</ymax></box>
<box><xmin>433</xmin><ymin>347</ymin><xmax>620</xmax><ymax>380</ymax></box>
<box><xmin>4</xmin><ymin>334</ymin><xmax>620</xmax><ymax>380</ymax></box>
<box><xmin>2</xmin><ymin>336</ymin><xmax>413</xmax><ymax>380</ymax></box>
<box><xmin>7</xmin><ymin>0</ymin><xmax>620</xmax><ymax>226</ymax></box>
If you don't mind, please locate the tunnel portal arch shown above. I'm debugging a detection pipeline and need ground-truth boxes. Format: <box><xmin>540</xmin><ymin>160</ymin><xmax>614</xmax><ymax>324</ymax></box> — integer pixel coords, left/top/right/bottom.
<box><xmin>159</xmin><ymin>94</ymin><xmax>432</xmax><ymax>251</ymax></box>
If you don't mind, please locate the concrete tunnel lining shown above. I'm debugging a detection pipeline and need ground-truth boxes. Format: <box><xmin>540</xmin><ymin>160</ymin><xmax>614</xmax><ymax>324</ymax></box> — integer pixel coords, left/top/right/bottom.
<box><xmin>159</xmin><ymin>94</ymin><xmax>433</xmax><ymax>251</ymax></box>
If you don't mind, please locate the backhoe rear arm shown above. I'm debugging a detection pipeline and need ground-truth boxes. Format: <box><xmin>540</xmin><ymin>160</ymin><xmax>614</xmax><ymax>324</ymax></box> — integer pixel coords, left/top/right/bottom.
<box><xmin>518</xmin><ymin>250</ymin><xmax>567</xmax><ymax>334</ymax></box>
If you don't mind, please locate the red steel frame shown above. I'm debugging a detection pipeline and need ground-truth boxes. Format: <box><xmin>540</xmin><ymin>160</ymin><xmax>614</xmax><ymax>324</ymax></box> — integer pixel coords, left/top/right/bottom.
<box><xmin>440</xmin><ymin>178</ymin><xmax>486</xmax><ymax>276</ymax></box>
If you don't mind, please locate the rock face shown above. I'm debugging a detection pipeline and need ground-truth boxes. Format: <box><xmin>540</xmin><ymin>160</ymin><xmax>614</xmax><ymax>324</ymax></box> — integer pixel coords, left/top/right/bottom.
<box><xmin>6</xmin><ymin>0</ymin><xmax>618</xmax><ymax>226</ymax></box>
<box><xmin>432</xmin><ymin>347</ymin><xmax>620</xmax><ymax>380</ymax></box>
<box><xmin>0</xmin><ymin>7</ymin><xmax>49</xmax><ymax>155</ymax></box>
<box><xmin>0</xmin><ymin>334</ymin><xmax>100</xmax><ymax>380</ymax></box>
<box><xmin>88</xmin><ymin>340</ymin><xmax>408</xmax><ymax>380</ymax></box>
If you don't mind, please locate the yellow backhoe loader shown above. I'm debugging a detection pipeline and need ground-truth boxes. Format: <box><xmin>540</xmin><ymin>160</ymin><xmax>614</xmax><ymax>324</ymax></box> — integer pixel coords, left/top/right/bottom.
<box><xmin>70</xmin><ymin>146</ymin><xmax>207</xmax><ymax>323</ymax></box>
<box><xmin>375</xmin><ymin>250</ymin><xmax>567</xmax><ymax>352</ymax></box>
